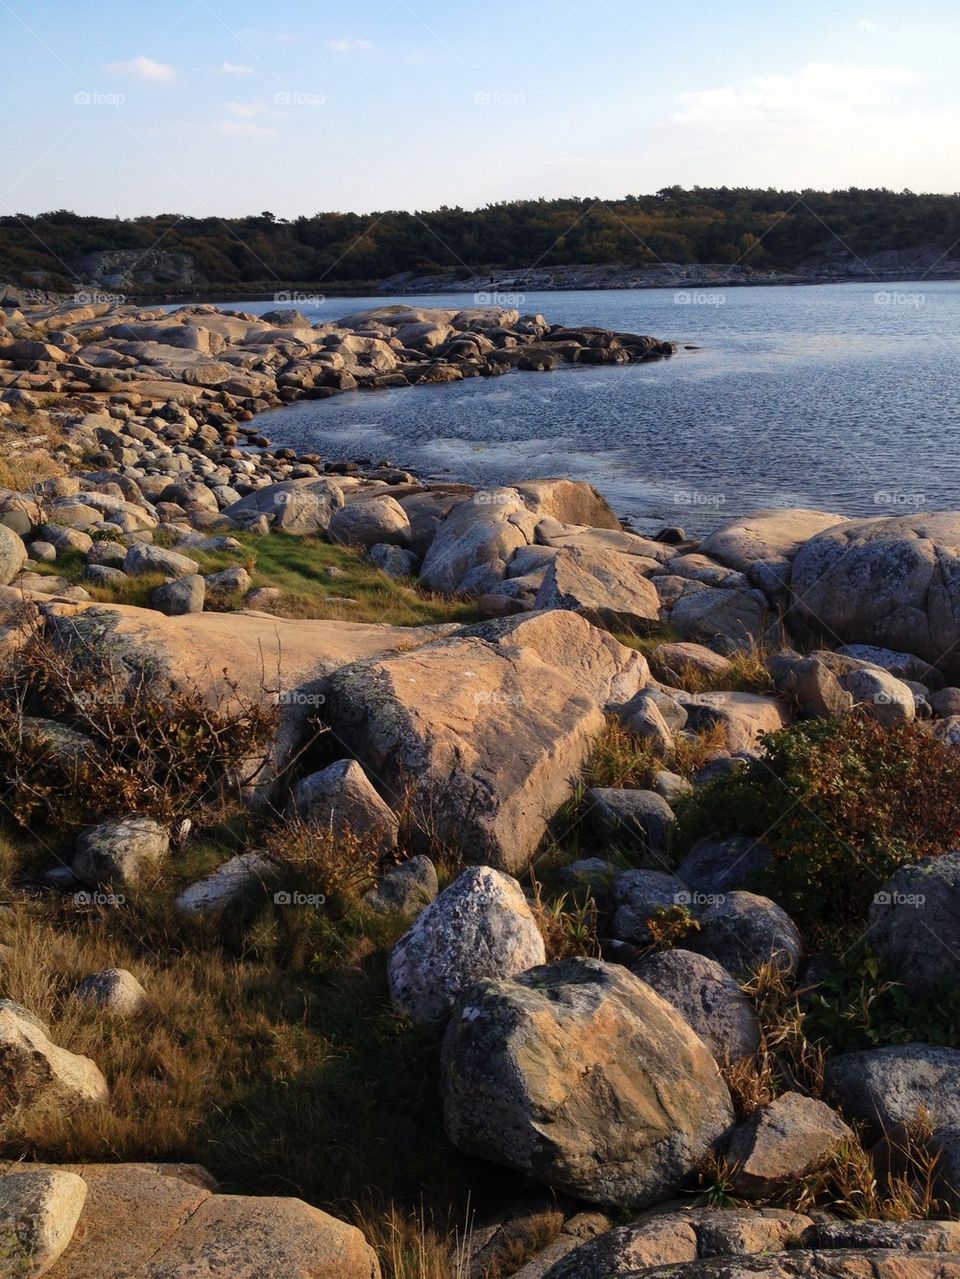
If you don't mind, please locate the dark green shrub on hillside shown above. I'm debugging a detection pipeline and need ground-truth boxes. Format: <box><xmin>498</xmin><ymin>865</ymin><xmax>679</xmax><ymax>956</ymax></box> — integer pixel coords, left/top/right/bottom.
<box><xmin>675</xmin><ymin>714</ymin><xmax>960</xmax><ymax>930</ymax></box>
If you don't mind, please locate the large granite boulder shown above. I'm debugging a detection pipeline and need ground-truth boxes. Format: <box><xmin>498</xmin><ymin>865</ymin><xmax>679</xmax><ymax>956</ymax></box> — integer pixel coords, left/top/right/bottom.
<box><xmin>724</xmin><ymin>1092</ymin><xmax>852</xmax><ymax>1198</ymax></box>
<box><xmin>675</xmin><ymin>691</ymin><xmax>790</xmax><ymax>753</ymax></box>
<box><xmin>419</xmin><ymin>488</ymin><xmax>538</xmax><ymax>594</ymax></box>
<box><xmin>0</xmin><ymin>1168</ymin><xmax>87</xmax><ymax>1279</ymax></box>
<box><xmin>535</xmin><ymin>546</ymin><xmax>660</xmax><ymax>633</ymax></box>
<box><xmin>826</xmin><ymin>1044</ymin><xmax>960</xmax><ymax>1134</ymax></box>
<box><xmin>789</xmin><ymin>514</ymin><xmax>960</xmax><ymax>680</ymax></box>
<box><xmin>327</xmin><ymin>495</ymin><xmax>411</xmax><ymax>549</ymax></box>
<box><xmin>0</xmin><ymin>524</ymin><xmax>27</xmax><ymax>585</ymax></box>
<box><xmin>0</xmin><ymin>1003</ymin><xmax>109</xmax><ymax>1122</ymax></box>
<box><xmin>700</xmin><ymin>509</ymin><xmax>847</xmax><ymax>599</ymax></box>
<box><xmin>632</xmin><ymin>949</ymin><xmax>761</xmax><ymax>1063</ymax></box>
<box><xmin>322</xmin><ymin>612</ymin><xmax>646</xmax><ymax>872</ymax></box>
<box><xmin>387</xmin><ymin>867</ymin><xmax>545</xmax><ymax>1023</ymax></box>
<box><xmin>441</xmin><ymin>958</ymin><xmax>734</xmax><ymax>1208</ymax></box>
<box><xmin>223</xmin><ymin>478</ymin><xmax>345</xmax><ymax>535</ymax></box>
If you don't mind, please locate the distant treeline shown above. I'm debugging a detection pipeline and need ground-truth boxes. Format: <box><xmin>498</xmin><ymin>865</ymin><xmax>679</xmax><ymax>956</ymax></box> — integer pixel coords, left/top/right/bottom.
<box><xmin>3</xmin><ymin>187</ymin><xmax>959</xmax><ymax>291</ymax></box>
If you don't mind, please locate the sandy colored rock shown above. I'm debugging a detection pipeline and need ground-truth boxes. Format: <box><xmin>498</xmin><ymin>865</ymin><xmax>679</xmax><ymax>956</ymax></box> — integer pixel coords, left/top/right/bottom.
<box><xmin>535</xmin><ymin>545</ymin><xmax>660</xmax><ymax>633</ymax></box>
<box><xmin>0</xmin><ymin>1169</ymin><xmax>87</xmax><ymax>1279</ymax></box>
<box><xmin>0</xmin><ymin>1005</ymin><xmax>109</xmax><ymax>1122</ymax></box>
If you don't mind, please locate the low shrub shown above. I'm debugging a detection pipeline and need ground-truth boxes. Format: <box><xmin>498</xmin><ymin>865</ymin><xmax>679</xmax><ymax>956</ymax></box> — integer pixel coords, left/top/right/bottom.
<box><xmin>675</xmin><ymin>713</ymin><xmax>960</xmax><ymax>930</ymax></box>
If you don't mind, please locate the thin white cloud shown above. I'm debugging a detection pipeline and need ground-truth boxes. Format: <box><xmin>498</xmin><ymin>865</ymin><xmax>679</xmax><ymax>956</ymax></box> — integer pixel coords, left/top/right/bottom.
<box><xmin>219</xmin><ymin>61</ymin><xmax>255</xmax><ymax>76</ymax></box>
<box><xmin>326</xmin><ymin>39</ymin><xmax>371</xmax><ymax>53</ymax></box>
<box><xmin>107</xmin><ymin>55</ymin><xmax>176</xmax><ymax>83</ymax></box>
<box><xmin>225</xmin><ymin>100</ymin><xmax>266</xmax><ymax>118</ymax></box>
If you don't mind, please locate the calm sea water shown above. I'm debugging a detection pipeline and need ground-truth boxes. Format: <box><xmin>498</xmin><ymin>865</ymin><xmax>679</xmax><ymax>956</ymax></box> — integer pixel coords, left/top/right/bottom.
<box><xmin>212</xmin><ymin>282</ymin><xmax>960</xmax><ymax>534</ymax></box>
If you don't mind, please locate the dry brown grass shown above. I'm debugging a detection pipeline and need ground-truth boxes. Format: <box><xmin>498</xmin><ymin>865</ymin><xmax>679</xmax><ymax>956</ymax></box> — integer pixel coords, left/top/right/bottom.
<box><xmin>0</xmin><ymin>417</ymin><xmax>68</xmax><ymax>491</ymax></box>
<box><xmin>583</xmin><ymin>715</ymin><xmax>728</xmax><ymax>790</ymax></box>
<box><xmin>527</xmin><ymin>873</ymin><xmax>600</xmax><ymax>961</ymax></box>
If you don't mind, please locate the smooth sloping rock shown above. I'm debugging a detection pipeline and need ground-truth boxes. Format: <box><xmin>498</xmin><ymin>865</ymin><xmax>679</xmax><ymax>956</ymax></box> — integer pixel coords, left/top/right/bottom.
<box><xmin>0</xmin><ymin>1169</ymin><xmax>87</xmax><ymax>1279</ymax></box>
<box><xmin>701</xmin><ymin>509</ymin><xmax>847</xmax><ymax>596</ymax></box>
<box><xmin>800</xmin><ymin>1219</ymin><xmax>960</xmax><ymax>1252</ymax></box>
<box><xmin>0</xmin><ymin>1005</ymin><xmax>109</xmax><ymax>1121</ymax></box>
<box><xmin>826</xmin><ymin>1045</ymin><xmax>960</xmax><ymax>1135</ymax></box>
<box><xmin>322</xmin><ymin>623</ymin><xmax>612</xmax><ymax>872</ymax></box>
<box><xmin>624</xmin><ymin>1251</ymin><xmax>960</xmax><ymax>1279</ymax></box>
<box><xmin>868</xmin><ymin>851</ymin><xmax>960</xmax><ymax>995</ymax></box>
<box><xmin>288</xmin><ymin>759</ymin><xmax>398</xmax><ymax>852</ymax></box>
<box><xmin>514</xmin><ymin>479</ymin><xmax>621</xmax><ymax>531</ymax></box>
<box><xmin>419</xmin><ymin>488</ymin><xmax>538</xmax><ymax>594</ymax></box>
<box><xmin>789</xmin><ymin>514</ymin><xmax>960</xmax><ymax>681</ymax></box>
<box><xmin>72</xmin><ymin>817</ymin><xmax>169</xmax><ymax>888</ymax></box>
<box><xmin>441</xmin><ymin>958</ymin><xmax>734</xmax><ymax>1208</ymax></box>
<box><xmin>725</xmin><ymin>1092</ymin><xmax>852</xmax><ymax>1197</ymax></box>
<box><xmin>387</xmin><ymin>867</ymin><xmax>545</xmax><ymax>1023</ymax></box>
<box><xmin>632</xmin><ymin>950</ymin><xmax>760</xmax><ymax>1064</ymax></box>
<box><xmin>535</xmin><ymin>546</ymin><xmax>660</xmax><ymax>633</ymax></box>
<box><xmin>140</xmin><ymin>1193</ymin><xmax>380</xmax><ymax>1279</ymax></box>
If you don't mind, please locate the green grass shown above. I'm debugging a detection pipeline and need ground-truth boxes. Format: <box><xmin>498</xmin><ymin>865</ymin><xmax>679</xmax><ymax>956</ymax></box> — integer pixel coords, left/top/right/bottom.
<box><xmin>32</xmin><ymin>533</ymin><xmax>482</xmax><ymax>628</ymax></box>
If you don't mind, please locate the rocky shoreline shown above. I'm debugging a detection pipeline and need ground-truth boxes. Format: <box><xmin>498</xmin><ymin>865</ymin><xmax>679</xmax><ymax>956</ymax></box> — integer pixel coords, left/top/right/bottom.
<box><xmin>3</xmin><ymin>296</ymin><xmax>960</xmax><ymax>1277</ymax></box>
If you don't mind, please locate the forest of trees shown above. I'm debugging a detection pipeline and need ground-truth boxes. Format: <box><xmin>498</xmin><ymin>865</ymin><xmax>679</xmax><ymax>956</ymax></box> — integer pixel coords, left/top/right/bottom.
<box><xmin>2</xmin><ymin>187</ymin><xmax>959</xmax><ymax>292</ymax></box>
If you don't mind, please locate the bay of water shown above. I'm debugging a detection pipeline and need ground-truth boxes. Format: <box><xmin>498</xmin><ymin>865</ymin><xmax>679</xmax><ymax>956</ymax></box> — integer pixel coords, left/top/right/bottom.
<box><xmin>214</xmin><ymin>282</ymin><xmax>960</xmax><ymax>534</ymax></box>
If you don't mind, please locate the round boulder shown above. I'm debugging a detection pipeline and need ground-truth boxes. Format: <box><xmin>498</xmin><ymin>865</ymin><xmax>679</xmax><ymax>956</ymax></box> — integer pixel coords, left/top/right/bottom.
<box><xmin>632</xmin><ymin>949</ymin><xmax>761</xmax><ymax>1063</ymax></box>
<box><xmin>328</xmin><ymin>495</ymin><xmax>411</xmax><ymax>549</ymax></box>
<box><xmin>441</xmin><ymin>958</ymin><xmax>734</xmax><ymax>1208</ymax></box>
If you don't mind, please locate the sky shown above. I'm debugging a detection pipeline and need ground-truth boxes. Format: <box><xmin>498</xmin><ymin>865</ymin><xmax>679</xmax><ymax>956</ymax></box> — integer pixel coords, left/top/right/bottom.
<box><xmin>2</xmin><ymin>0</ymin><xmax>958</xmax><ymax>218</ymax></box>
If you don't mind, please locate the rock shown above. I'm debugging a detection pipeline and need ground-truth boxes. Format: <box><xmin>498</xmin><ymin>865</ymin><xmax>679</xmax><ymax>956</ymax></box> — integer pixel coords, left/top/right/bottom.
<box><xmin>40</xmin><ymin>524</ymin><xmax>94</xmax><ymax>555</ymax></box>
<box><xmin>328</xmin><ymin>495</ymin><xmax>411</xmax><ymax>548</ymax></box>
<box><xmin>223</xmin><ymin>478</ymin><xmax>345</xmax><ymax>535</ymax></box>
<box><xmin>0</xmin><ymin>525</ymin><xmax>27</xmax><ymax>586</ymax></box>
<box><xmin>868</xmin><ymin>851</ymin><xmax>960</xmax><ymax>995</ymax></box>
<box><xmin>838</xmin><ymin>667</ymin><xmax>915</xmax><ymax>725</ymax></box>
<box><xmin>587</xmin><ymin>788</ymin><xmax>674</xmax><ymax>866</ymax></box>
<box><xmin>363</xmin><ymin>855</ymin><xmax>438</xmax><ymax>916</ymax></box>
<box><xmin>0</xmin><ymin>1169</ymin><xmax>87</xmax><ymax>1279</ymax></box>
<box><xmin>790</xmin><ymin>514</ymin><xmax>960</xmax><ymax>682</ymax></box>
<box><xmin>441</xmin><ymin>958</ymin><xmax>734</xmax><ymax>1207</ymax></box>
<box><xmin>139</xmin><ymin>1193</ymin><xmax>381</xmax><ymax>1279</ymax></box>
<box><xmin>670</xmin><ymin>585</ymin><xmax>771</xmax><ymax>648</ymax></box>
<box><xmin>932</xmin><ymin>688</ymin><xmax>960</xmax><ymax>718</ymax></box>
<box><xmin>369</xmin><ymin>543</ymin><xmax>418</xmax><ymax>578</ymax></box>
<box><xmin>83</xmin><ymin>563</ymin><xmax>126</xmax><ymax>588</ymax></box>
<box><xmin>72</xmin><ymin>817</ymin><xmax>169</xmax><ymax>888</ymax></box>
<box><xmin>419</xmin><ymin>488</ymin><xmax>537</xmax><ymax>595</ymax></box>
<box><xmin>619</xmin><ymin>694</ymin><xmax>675</xmax><ymax>757</ymax></box>
<box><xmin>653</xmin><ymin>769</ymin><xmax>693</xmax><ymax>804</ymax></box>
<box><xmin>124</xmin><ymin>543</ymin><xmax>199</xmax><ymax>579</ymax></box>
<box><xmin>204</xmin><ymin>566</ymin><xmax>252</xmax><ymax>599</ymax></box>
<box><xmin>152</xmin><ymin>574</ymin><xmax>206</xmax><ymax>615</ymax></box>
<box><xmin>556</xmin><ymin>858</ymin><xmax>619</xmax><ymax>905</ymax></box>
<box><xmin>86</xmin><ymin>539</ymin><xmax>127</xmax><ymax>568</ymax></box>
<box><xmin>675</xmin><ymin>691</ymin><xmax>790</xmax><ymax>753</ymax></box>
<box><xmin>626</xmin><ymin>1250</ymin><xmax>960</xmax><ymax>1279</ymax></box>
<box><xmin>632</xmin><ymin>949</ymin><xmax>761</xmax><ymax>1064</ymax></box>
<box><xmin>780</xmin><ymin>656</ymin><xmax>854</xmax><ymax>719</ymax></box>
<box><xmin>541</xmin><ymin>1207</ymin><xmax>811</xmax><ymax>1279</ymax></box>
<box><xmin>650</xmin><ymin>641</ymin><xmax>733</xmax><ymax>684</ymax></box>
<box><xmin>73</xmin><ymin>968</ymin><xmax>147</xmax><ymax>1016</ymax></box>
<box><xmin>690</xmin><ymin>892</ymin><xmax>802</xmax><ymax>977</ymax></box>
<box><xmin>838</xmin><ymin>643</ymin><xmax>942</xmax><ymax>686</ymax></box>
<box><xmin>387</xmin><ymin>866</ymin><xmax>545</xmax><ymax>1023</ymax></box>
<box><xmin>0</xmin><ymin>1003</ymin><xmax>109</xmax><ymax>1121</ymax></box>
<box><xmin>174</xmin><ymin>852</ymin><xmax>276</xmax><ymax>915</ymax></box>
<box><xmin>322</xmin><ymin>613</ymin><xmax>645</xmax><ymax>872</ymax></box>
<box><xmin>700</xmin><ymin>508</ymin><xmax>847</xmax><ymax>598</ymax></box>
<box><xmin>826</xmin><ymin>1044</ymin><xmax>960</xmax><ymax>1135</ymax></box>
<box><xmin>675</xmin><ymin>837</ymin><xmax>773</xmax><ymax>896</ymax></box>
<box><xmin>725</xmin><ymin>1092</ymin><xmax>852</xmax><ymax>1197</ymax></box>
<box><xmin>534</xmin><ymin>546</ymin><xmax>660</xmax><ymax>633</ymax></box>
<box><xmin>514</xmin><ymin>479</ymin><xmax>621</xmax><ymax>531</ymax></box>
<box><xmin>800</xmin><ymin>1219</ymin><xmax>960</xmax><ymax>1252</ymax></box>
<box><xmin>287</xmin><ymin>759</ymin><xmax>398</xmax><ymax>852</ymax></box>
<box><xmin>612</xmin><ymin>869</ymin><xmax>688</xmax><ymax>944</ymax></box>
<box><xmin>27</xmin><ymin>541</ymin><xmax>57</xmax><ymax>564</ymax></box>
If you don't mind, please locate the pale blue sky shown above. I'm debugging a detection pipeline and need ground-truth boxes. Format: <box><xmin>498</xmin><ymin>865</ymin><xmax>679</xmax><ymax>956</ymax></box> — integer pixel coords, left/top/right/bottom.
<box><xmin>2</xmin><ymin>0</ymin><xmax>958</xmax><ymax>217</ymax></box>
